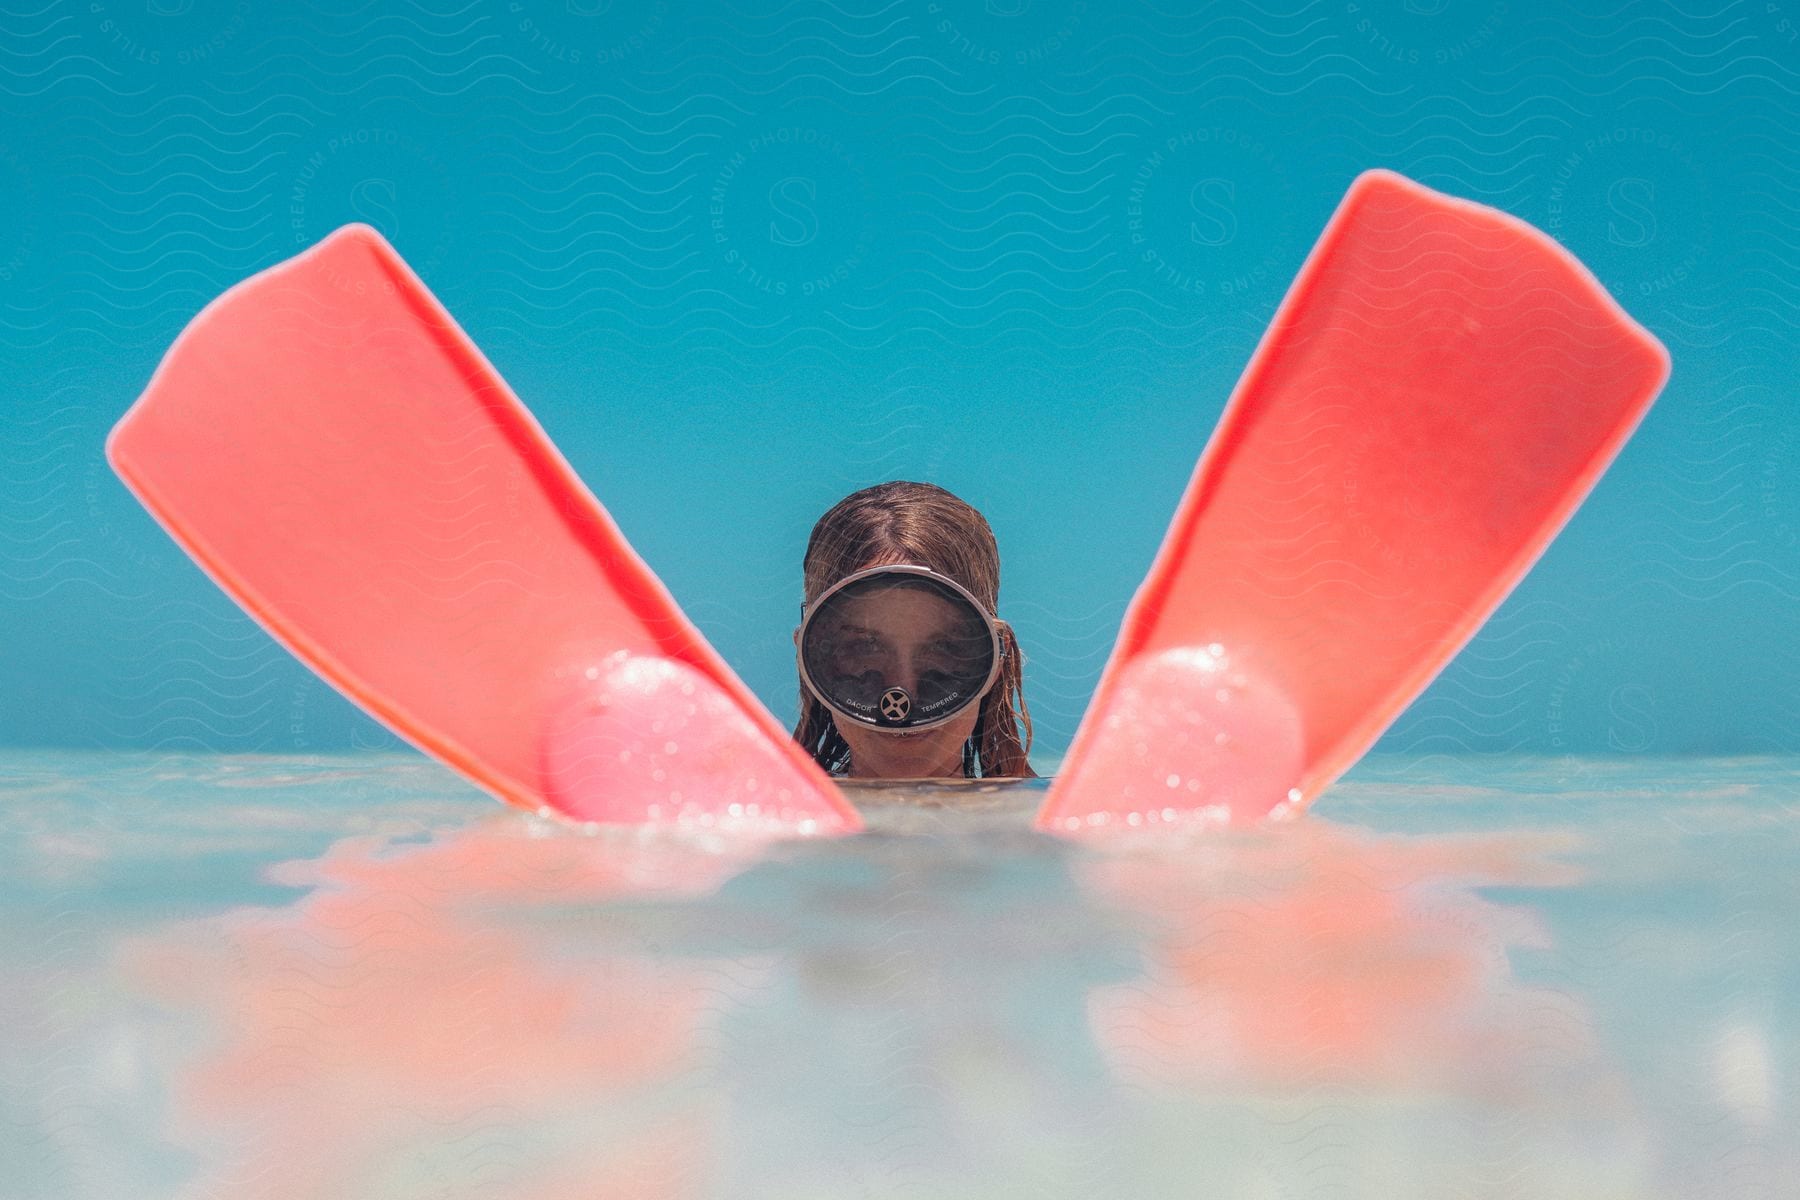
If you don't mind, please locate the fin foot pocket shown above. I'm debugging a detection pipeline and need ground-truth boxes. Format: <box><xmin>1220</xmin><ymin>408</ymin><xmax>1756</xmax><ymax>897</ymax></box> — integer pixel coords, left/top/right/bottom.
<box><xmin>540</xmin><ymin>652</ymin><xmax>854</xmax><ymax>835</ymax></box>
<box><xmin>1043</xmin><ymin>646</ymin><xmax>1305</xmax><ymax>832</ymax></box>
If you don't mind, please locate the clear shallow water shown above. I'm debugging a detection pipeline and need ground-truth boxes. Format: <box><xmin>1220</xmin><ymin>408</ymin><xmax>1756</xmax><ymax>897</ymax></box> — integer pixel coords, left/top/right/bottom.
<box><xmin>3</xmin><ymin>751</ymin><xmax>1795</xmax><ymax>1199</ymax></box>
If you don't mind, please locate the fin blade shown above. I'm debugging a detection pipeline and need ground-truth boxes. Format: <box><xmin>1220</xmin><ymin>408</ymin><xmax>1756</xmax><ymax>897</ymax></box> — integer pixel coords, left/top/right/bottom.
<box><xmin>1039</xmin><ymin>170</ymin><xmax>1669</xmax><ymax>833</ymax></box>
<box><xmin>108</xmin><ymin>224</ymin><xmax>859</xmax><ymax>834</ymax></box>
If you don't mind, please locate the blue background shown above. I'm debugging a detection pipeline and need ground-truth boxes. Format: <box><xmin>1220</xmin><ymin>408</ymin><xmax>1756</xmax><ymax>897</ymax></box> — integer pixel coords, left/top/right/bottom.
<box><xmin>2</xmin><ymin>0</ymin><xmax>1795</xmax><ymax>762</ymax></box>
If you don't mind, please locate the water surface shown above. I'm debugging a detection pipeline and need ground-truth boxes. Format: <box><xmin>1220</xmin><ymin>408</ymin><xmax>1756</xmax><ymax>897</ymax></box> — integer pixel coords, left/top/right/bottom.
<box><xmin>3</xmin><ymin>751</ymin><xmax>1795</xmax><ymax>1198</ymax></box>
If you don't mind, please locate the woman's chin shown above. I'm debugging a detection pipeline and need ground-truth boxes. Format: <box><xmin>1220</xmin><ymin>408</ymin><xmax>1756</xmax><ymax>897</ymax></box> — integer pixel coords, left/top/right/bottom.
<box><xmin>851</xmin><ymin>734</ymin><xmax>955</xmax><ymax>775</ymax></box>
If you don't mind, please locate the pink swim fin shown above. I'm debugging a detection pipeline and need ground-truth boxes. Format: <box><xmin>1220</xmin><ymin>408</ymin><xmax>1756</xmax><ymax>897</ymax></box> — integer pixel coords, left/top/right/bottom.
<box><xmin>107</xmin><ymin>225</ymin><xmax>860</xmax><ymax>835</ymax></box>
<box><xmin>1037</xmin><ymin>169</ymin><xmax>1670</xmax><ymax>834</ymax></box>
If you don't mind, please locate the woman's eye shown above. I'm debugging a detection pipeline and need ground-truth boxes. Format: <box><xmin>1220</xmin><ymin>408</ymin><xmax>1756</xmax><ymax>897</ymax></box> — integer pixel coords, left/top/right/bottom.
<box><xmin>924</xmin><ymin>640</ymin><xmax>976</xmax><ymax>669</ymax></box>
<box><xmin>834</xmin><ymin>636</ymin><xmax>887</xmax><ymax>666</ymax></box>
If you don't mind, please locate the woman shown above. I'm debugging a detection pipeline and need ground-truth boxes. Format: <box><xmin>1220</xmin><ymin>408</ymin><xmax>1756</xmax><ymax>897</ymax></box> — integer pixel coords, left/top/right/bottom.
<box><xmin>792</xmin><ymin>481</ymin><xmax>1036</xmax><ymax>779</ymax></box>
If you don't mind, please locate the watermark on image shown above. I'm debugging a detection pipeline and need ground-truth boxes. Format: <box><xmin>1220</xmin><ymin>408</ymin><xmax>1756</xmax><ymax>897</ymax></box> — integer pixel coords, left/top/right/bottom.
<box><xmin>1337</xmin><ymin>403</ymin><xmax>1480</xmax><ymax>577</ymax></box>
<box><xmin>289</xmin><ymin>677</ymin><xmax>402</xmax><ymax>752</ymax></box>
<box><xmin>288</xmin><ymin>127</ymin><xmax>457</xmax><ymax>283</ymax></box>
<box><xmin>1765</xmin><ymin>1</ymin><xmax>1799</xmax><ymax>45</ymax></box>
<box><xmin>85</xmin><ymin>452</ymin><xmax>168</xmax><ymax>577</ymax></box>
<box><xmin>0</xmin><ymin>146</ymin><xmax>36</xmax><ymax>287</ymax></box>
<box><xmin>1544</xmin><ymin>632</ymin><xmax>1661</xmax><ymax>754</ymax></box>
<box><xmin>289</xmin><ymin>677</ymin><xmax>311</xmax><ymax>750</ymax></box>
<box><xmin>1757</xmin><ymin>421</ymin><xmax>1796</xmax><ymax>550</ymax></box>
<box><xmin>922</xmin><ymin>0</ymin><xmax>1088</xmax><ymax>69</ymax></box>
<box><xmin>1544</xmin><ymin>125</ymin><xmax>1712</xmax><ymax>302</ymax></box>
<box><xmin>350</xmin><ymin>716</ymin><xmax>402</xmax><ymax>751</ymax></box>
<box><xmin>1409</xmin><ymin>895</ymin><xmax>1517</xmax><ymax>976</ymax></box>
<box><xmin>1342</xmin><ymin>0</ymin><xmax>1509</xmax><ymax>68</ymax></box>
<box><xmin>709</xmin><ymin>125</ymin><xmax>872</xmax><ymax>299</ymax></box>
<box><xmin>1124</xmin><ymin>126</ymin><xmax>1293</xmax><ymax>299</ymax></box>
<box><xmin>499</xmin><ymin>0</ymin><xmax>667</xmax><ymax>68</ymax></box>
<box><xmin>88</xmin><ymin>0</ymin><xmax>252</xmax><ymax>67</ymax></box>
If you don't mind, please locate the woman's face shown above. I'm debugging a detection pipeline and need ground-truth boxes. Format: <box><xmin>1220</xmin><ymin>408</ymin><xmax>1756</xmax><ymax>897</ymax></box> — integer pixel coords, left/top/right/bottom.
<box><xmin>834</xmin><ymin>692</ymin><xmax>982</xmax><ymax>779</ymax></box>
<box><xmin>797</xmin><ymin>576</ymin><xmax>990</xmax><ymax>779</ymax></box>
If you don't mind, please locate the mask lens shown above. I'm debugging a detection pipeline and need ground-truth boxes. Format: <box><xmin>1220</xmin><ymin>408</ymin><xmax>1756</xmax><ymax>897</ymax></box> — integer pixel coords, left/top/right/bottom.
<box><xmin>800</xmin><ymin>572</ymin><xmax>997</xmax><ymax>730</ymax></box>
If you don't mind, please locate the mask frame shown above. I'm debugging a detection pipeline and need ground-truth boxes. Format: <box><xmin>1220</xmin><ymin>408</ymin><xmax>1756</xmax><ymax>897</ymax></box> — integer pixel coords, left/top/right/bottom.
<box><xmin>797</xmin><ymin>564</ymin><xmax>1009</xmax><ymax>734</ymax></box>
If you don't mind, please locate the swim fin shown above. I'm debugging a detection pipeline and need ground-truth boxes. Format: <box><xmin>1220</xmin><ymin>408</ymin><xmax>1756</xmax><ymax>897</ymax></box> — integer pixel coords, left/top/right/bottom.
<box><xmin>1037</xmin><ymin>169</ymin><xmax>1670</xmax><ymax>834</ymax></box>
<box><xmin>107</xmin><ymin>225</ymin><xmax>861</xmax><ymax>835</ymax></box>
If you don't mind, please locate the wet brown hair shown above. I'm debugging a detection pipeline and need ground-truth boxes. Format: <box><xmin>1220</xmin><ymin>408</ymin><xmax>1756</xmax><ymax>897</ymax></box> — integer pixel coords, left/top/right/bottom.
<box><xmin>793</xmin><ymin>481</ymin><xmax>1036</xmax><ymax>778</ymax></box>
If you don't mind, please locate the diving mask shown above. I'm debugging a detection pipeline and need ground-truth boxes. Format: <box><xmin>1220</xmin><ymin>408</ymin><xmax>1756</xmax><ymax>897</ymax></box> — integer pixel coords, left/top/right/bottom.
<box><xmin>797</xmin><ymin>564</ymin><xmax>1007</xmax><ymax>733</ymax></box>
